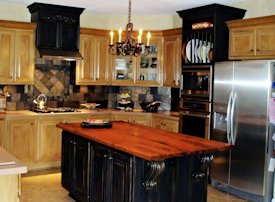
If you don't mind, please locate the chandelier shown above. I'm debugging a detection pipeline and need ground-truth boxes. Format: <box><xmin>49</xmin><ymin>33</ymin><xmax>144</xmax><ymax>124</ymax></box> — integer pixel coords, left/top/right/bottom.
<box><xmin>109</xmin><ymin>0</ymin><xmax>151</xmax><ymax>57</ymax></box>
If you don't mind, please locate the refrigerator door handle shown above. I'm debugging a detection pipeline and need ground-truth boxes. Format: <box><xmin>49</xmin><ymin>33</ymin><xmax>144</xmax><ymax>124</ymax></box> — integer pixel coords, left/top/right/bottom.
<box><xmin>227</xmin><ymin>91</ymin><xmax>234</xmax><ymax>144</ymax></box>
<box><xmin>231</xmin><ymin>91</ymin><xmax>237</xmax><ymax>145</ymax></box>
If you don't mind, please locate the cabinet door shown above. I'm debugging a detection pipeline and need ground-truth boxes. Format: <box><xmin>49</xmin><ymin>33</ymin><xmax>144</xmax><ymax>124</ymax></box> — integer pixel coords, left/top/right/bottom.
<box><xmin>94</xmin><ymin>35</ymin><xmax>110</xmax><ymax>85</ymax></box>
<box><xmin>88</xmin><ymin>114</ymin><xmax>111</xmax><ymax>122</ymax></box>
<box><xmin>112</xmin><ymin>55</ymin><xmax>136</xmax><ymax>86</ymax></box>
<box><xmin>74</xmin><ymin>135</ymin><xmax>90</xmax><ymax>202</ymax></box>
<box><xmin>61</xmin><ymin>22</ymin><xmax>79</xmax><ymax>50</ymax></box>
<box><xmin>131</xmin><ymin>115</ymin><xmax>151</xmax><ymax>126</ymax></box>
<box><xmin>92</xmin><ymin>145</ymin><xmax>109</xmax><ymax>202</ymax></box>
<box><xmin>112</xmin><ymin>114</ymin><xmax>131</xmax><ymax>122</ymax></box>
<box><xmin>36</xmin><ymin>117</ymin><xmax>63</xmax><ymax>163</ymax></box>
<box><xmin>15</xmin><ymin>30</ymin><xmax>35</xmax><ymax>84</ymax></box>
<box><xmin>61</xmin><ymin>132</ymin><xmax>75</xmax><ymax>192</ymax></box>
<box><xmin>163</xmin><ymin>36</ymin><xmax>181</xmax><ymax>87</ymax></box>
<box><xmin>136</xmin><ymin>37</ymin><xmax>162</xmax><ymax>86</ymax></box>
<box><xmin>229</xmin><ymin>28</ymin><xmax>256</xmax><ymax>59</ymax></box>
<box><xmin>110</xmin><ymin>150</ymin><xmax>132</xmax><ymax>202</ymax></box>
<box><xmin>152</xmin><ymin>116</ymin><xmax>164</xmax><ymax>130</ymax></box>
<box><xmin>63</xmin><ymin>114</ymin><xmax>88</xmax><ymax>123</ymax></box>
<box><xmin>6</xmin><ymin>118</ymin><xmax>36</xmax><ymax>167</ymax></box>
<box><xmin>256</xmin><ymin>25</ymin><xmax>275</xmax><ymax>57</ymax></box>
<box><xmin>76</xmin><ymin>35</ymin><xmax>95</xmax><ymax>84</ymax></box>
<box><xmin>0</xmin><ymin>29</ymin><xmax>15</xmax><ymax>83</ymax></box>
<box><xmin>163</xmin><ymin>119</ymin><xmax>179</xmax><ymax>133</ymax></box>
<box><xmin>38</xmin><ymin>19</ymin><xmax>58</xmax><ymax>48</ymax></box>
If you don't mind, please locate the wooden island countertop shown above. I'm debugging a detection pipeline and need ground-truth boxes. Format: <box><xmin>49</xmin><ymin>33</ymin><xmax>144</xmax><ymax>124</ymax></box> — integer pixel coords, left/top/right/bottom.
<box><xmin>57</xmin><ymin>121</ymin><xmax>230</xmax><ymax>161</ymax></box>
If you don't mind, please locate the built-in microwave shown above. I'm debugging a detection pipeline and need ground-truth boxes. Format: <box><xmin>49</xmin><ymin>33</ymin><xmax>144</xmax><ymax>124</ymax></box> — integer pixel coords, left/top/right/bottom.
<box><xmin>180</xmin><ymin>65</ymin><xmax>212</xmax><ymax>101</ymax></box>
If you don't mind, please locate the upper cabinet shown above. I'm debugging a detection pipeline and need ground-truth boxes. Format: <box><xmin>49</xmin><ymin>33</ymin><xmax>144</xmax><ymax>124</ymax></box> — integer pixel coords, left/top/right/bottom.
<box><xmin>76</xmin><ymin>28</ymin><xmax>111</xmax><ymax>85</ymax></box>
<box><xmin>163</xmin><ymin>29</ymin><xmax>182</xmax><ymax>87</ymax></box>
<box><xmin>177</xmin><ymin>4</ymin><xmax>246</xmax><ymax>65</ymax></box>
<box><xmin>0</xmin><ymin>20</ymin><xmax>36</xmax><ymax>84</ymax></box>
<box><xmin>28</xmin><ymin>3</ymin><xmax>84</xmax><ymax>51</ymax></box>
<box><xmin>75</xmin><ymin>29</ymin><xmax>182</xmax><ymax>87</ymax></box>
<box><xmin>111</xmin><ymin>32</ymin><xmax>163</xmax><ymax>86</ymax></box>
<box><xmin>227</xmin><ymin>15</ymin><xmax>275</xmax><ymax>60</ymax></box>
<box><xmin>135</xmin><ymin>35</ymin><xmax>163</xmax><ymax>86</ymax></box>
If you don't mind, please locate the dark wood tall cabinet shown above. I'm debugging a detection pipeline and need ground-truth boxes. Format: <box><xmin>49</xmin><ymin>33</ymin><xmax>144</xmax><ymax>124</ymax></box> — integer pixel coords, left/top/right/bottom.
<box><xmin>177</xmin><ymin>4</ymin><xmax>246</xmax><ymax>65</ymax></box>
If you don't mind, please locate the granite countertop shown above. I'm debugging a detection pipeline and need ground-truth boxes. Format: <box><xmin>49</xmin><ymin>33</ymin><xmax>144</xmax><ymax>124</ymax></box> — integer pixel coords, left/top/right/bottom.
<box><xmin>57</xmin><ymin>122</ymin><xmax>230</xmax><ymax>161</ymax></box>
<box><xmin>0</xmin><ymin>147</ymin><xmax>27</xmax><ymax>176</ymax></box>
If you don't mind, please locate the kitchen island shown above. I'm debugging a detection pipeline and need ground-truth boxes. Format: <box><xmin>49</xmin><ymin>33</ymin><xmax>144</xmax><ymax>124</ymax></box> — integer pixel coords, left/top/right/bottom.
<box><xmin>57</xmin><ymin>121</ymin><xmax>230</xmax><ymax>202</ymax></box>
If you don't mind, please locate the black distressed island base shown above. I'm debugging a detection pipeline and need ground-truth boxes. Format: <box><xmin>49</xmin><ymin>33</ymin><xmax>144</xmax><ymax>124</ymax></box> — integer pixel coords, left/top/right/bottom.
<box><xmin>57</xmin><ymin>122</ymin><xmax>230</xmax><ymax>202</ymax></box>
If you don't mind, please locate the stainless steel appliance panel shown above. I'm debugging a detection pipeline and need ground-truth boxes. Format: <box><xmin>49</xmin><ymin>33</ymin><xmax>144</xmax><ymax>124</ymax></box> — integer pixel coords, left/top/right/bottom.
<box><xmin>211</xmin><ymin>62</ymin><xmax>234</xmax><ymax>184</ymax></box>
<box><xmin>229</xmin><ymin>61</ymin><xmax>270</xmax><ymax>195</ymax></box>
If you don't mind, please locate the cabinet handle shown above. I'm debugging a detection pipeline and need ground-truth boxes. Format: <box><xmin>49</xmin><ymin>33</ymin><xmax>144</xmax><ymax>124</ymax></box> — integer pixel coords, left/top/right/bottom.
<box><xmin>250</xmin><ymin>49</ymin><xmax>254</xmax><ymax>52</ymax></box>
<box><xmin>30</xmin><ymin>122</ymin><xmax>33</xmax><ymax>126</ymax></box>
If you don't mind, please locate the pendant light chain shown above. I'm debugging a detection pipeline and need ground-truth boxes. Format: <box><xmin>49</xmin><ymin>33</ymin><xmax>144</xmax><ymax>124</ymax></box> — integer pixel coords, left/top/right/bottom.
<box><xmin>128</xmin><ymin>0</ymin><xmax>131</xmax><ymax>23</ymax></box>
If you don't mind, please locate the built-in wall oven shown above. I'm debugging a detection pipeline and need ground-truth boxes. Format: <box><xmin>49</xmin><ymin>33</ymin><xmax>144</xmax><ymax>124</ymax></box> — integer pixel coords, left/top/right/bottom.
<box><xmin>179</xmin><ymin>65</ymin><xmax>212</xmax><ymax>139</ymax></box>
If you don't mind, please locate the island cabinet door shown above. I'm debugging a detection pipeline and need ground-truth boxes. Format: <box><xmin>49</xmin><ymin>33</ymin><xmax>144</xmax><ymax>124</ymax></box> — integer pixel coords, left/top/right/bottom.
<box><xmin>73</xmin><ymin>135</ymin><xmax>90</xmax><ymax>202</ymax></box>
<box><xmin>61</xmin><ymin>132</ymin><xmax>90</xmax><ymax>202</ymax></box>
<box><xmin>110</xmin><ymin>150</ymin><xmax>132</xmax><ymax>202</ymax></box>
<box><xmin>91</xmin><ymin>145</ymin><xmax>109</xmax><ymax>202</ymax></box>
<box><xmin>91</xmin><ymin>145</ymin><xmax>133</xmax><ymax>202</ymax></box>
<box><xmin>61</xmin><ymin>133</ymin><xmax>75</xmax><ymax>192</ymax></box>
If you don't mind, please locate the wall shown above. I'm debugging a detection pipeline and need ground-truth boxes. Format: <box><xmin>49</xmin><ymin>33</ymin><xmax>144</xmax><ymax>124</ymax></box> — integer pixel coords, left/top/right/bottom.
<box><xmin>1</xmin><ymin>0</ymin><xmax>275</xmax><ymax>30</ymax></box>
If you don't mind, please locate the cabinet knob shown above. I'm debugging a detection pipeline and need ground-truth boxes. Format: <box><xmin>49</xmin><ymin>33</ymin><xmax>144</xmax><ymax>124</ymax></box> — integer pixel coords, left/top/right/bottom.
<box><xmin>256</xmin><ymin>49</ymin><xmax>260</xmax><ymax>52</ymax></box>
<box><xmin>250</xmin><ymin>49</ymin><xmax>254</xmax><ymax>52</ymax></box>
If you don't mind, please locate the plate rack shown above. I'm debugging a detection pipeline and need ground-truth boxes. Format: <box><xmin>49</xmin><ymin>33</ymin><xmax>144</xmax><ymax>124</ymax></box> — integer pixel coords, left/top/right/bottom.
<box><xmin>177</xmin><ymin>4</ymin><xmax>246</xmax><ymax>65</ymax></box>
<box><xmin>184</xmin><ymin>30</ymin><xmax>214</xmax><ymax>64</ymax></box>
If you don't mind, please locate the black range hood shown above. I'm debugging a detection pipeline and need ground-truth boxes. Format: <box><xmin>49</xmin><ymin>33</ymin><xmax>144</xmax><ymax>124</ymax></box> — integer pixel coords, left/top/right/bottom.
<box><xmin>28</xmin><ymin>3</ymin><xmax>84</xmax><ymax>61</ymax></box>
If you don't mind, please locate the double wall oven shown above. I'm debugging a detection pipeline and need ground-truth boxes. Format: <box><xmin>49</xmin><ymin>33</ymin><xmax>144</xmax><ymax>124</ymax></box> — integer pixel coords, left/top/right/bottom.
<box><xmin>179</xmin><ymin>65</ymin><xmax>212</xmax><ymax>139</ymax></box>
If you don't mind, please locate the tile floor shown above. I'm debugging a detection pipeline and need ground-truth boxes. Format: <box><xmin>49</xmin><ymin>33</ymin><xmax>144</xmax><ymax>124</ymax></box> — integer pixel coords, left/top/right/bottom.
<box><xmin>19</xmin><ymin>169</ymin><xmax>248</xmax><ymax>202</ymax></box>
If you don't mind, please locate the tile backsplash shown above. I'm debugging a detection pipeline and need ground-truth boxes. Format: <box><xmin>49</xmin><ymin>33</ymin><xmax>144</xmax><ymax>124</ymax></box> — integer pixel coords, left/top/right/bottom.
<box><xmin>2</xmin><ymin>60</ymin><xmax>174</xmax><ymax>111</ymax></box>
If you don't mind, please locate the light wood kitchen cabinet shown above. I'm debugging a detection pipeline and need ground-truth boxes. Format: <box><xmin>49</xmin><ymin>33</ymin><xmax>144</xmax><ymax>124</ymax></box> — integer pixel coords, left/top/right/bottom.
<box><xmin>163</xmin><ymin>29</ymin><xmax>182</xmax><ymax>87</ymax></box>
<box><xmin>152</xmin><ymin>116</ymin><xmax>179</xmax><ymax>133</ymax></box>
<box><xmin>227</xmin><ymin>15</ymin><xmax>275</xmax><ymax>60</ymax></box>
<box><xmin>0</xmin><ymin>20</ymin><xmax>35</xmax><ymax>84</ymax></box>
<box><xmin>136</xmin><ymin>36</ymin><xmax>163</xmax><ymax>86</ymax></box>
<box><xmin>76</xmin><ymin>28</ymin><xmax>111</xmax><ymax>85</ymax></box>
<box><xmin>63</xmin><ymin>114</ymin><xmax>89</xmax><ymax>123</ymax></box>
<box><xmin>88</xmin><ymin>113</ymin><xmax>111</xmax><ymax>121</ymax></box>
<box><xmin>111</xmin><ymin>32</ymin><xmax>163</xmax><ymax>87</ymax></box>
<box><xmin>112</xmin><ymin>113</ymin><xmax>151</xmax><ymax>126</ymax></box>
<box><xmin>36</xmin><ymin>116</ymin><xmax>63</xmax><ymax>166</ymax></box>
<box><xmin>5</xmin><ymin>118</ymin><xmax>36</xmax><ymax>168</ymax></box>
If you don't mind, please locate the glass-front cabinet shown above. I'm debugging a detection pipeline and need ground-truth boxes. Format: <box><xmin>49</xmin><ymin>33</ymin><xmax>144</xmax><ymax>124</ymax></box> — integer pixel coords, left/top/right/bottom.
<box><xmin>111</xmin><ymin>35</ymin><xmax>162</xmax><ymax>86</ymax></box>
<box><xmin>112</xmin><ymin>55</ymin><xmax>136</xmax><ymax>85</ymax></box>
<box><xmin>136</xmin><ymin>37</ymin><xmax>162</xmax><ymax>86</ymax></box>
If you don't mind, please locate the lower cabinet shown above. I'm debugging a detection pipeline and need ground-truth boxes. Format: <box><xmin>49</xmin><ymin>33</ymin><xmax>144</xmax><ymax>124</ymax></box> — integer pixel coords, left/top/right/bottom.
<box><xmin>61</xmin><ymin>131</ymin><xmax>90</xmax><ymax>202</ymax></box>
<box><xmin>5</xmin><ymin>118</ymin><xmax>36</xmax><ymax>168</ymax></box>
<box><xmin>152</xmin><ymin>116</ymin><xmax>179</xmax><ymax>133</ymax></box>
<box><xmin>36</xmin><ymin>117</ymin><xmax>63</xmax><ymax>165</ymax></box>
<box><xmin>91</xmin><ymin>145</ymin><xmax>132</xmax><ymax>202</ymax></box>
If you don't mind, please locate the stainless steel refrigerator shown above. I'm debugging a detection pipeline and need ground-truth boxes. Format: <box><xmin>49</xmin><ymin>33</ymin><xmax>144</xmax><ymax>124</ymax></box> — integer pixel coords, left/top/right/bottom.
<box><xmin>211</xmin><ymin>60</ymin><xmax>274</xmax><ymax>202</ymax></box>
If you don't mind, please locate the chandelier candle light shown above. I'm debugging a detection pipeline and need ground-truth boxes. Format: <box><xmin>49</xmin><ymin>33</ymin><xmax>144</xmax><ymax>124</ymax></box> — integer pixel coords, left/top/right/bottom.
<box><xmin>109</xmin><ymin>0</ymin><xmax>151</xmax><ymax>56</ymax></box>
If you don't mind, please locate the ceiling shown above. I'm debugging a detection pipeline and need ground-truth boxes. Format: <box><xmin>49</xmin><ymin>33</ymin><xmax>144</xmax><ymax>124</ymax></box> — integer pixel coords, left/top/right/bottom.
<box><xmin>0</xmin><ymin>0</ymin><xmax>245</xmax><ymax>15</ymax></box>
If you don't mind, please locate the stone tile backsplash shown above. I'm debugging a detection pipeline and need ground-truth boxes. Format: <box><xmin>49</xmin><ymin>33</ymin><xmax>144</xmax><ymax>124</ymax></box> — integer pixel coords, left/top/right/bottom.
<box><xmin>2</xmin><ymin>60</ymin><xmax>173</xmax><ymax>111</ymax></box>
